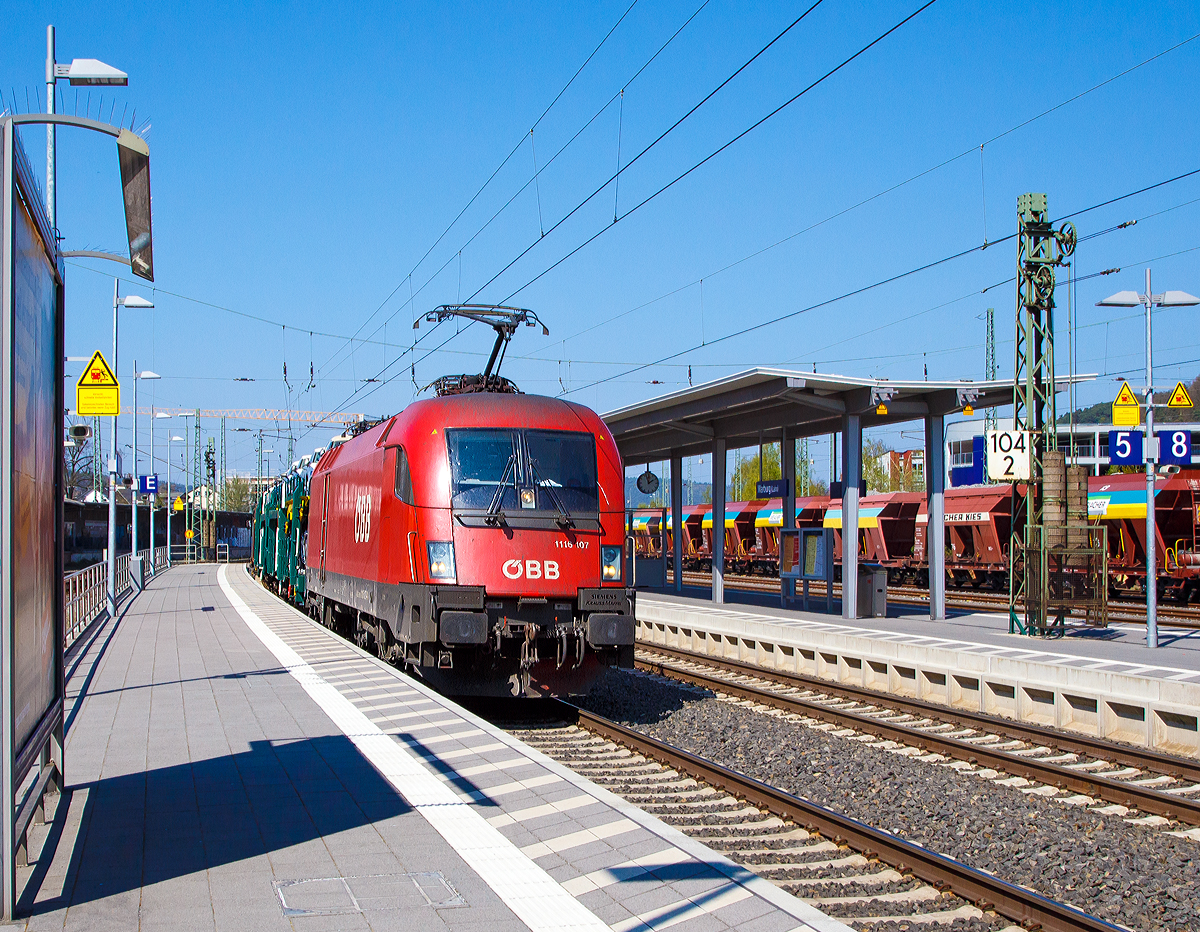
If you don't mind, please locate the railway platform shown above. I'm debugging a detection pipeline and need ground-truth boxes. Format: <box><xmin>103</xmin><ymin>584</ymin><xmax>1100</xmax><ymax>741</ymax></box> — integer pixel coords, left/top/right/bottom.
<box><xmin>14</xmin><ymin>564</ymin><xmax>848</xmax><ymax>932</ymax></box>
<box><xmin>635</xmin><ymin>590</ymin><xmax>1200</xmax><ymax>760</ymax></box>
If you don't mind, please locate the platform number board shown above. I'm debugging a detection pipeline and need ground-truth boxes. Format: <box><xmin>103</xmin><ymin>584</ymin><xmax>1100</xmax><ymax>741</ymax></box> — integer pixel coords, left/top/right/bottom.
<box><xmin>1108</xmin><ymin>430</ymin><xmax>1143</xmax><ymax>466</ymax></box>
<box><xmin>1158</xmin><ymin>429</ymin><xmax>1193</xmax><ymax>466</ymax></box>
<box><xmin>986</xmin><ymin>430</ymin><xmax>1031</xmax><ymax>481</ymax></box>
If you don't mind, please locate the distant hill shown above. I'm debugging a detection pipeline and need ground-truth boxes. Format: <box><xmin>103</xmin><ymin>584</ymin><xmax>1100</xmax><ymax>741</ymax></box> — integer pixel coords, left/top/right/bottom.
<box><xmin>1059</xmin><ymin>373</ymin><xmax>1199</xmax><ymax>425</ymax></box>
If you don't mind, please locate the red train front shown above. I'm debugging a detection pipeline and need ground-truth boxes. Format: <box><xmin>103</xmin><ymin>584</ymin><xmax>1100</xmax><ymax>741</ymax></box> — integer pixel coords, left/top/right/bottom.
<box><xmin>304</xmin><ymin>391</ymin><xmax>634</xmax><ymax>697</ymax></box>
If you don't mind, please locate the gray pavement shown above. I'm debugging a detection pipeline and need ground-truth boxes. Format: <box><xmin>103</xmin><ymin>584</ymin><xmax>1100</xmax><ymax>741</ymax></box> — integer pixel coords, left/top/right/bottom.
<box><xmin>13</xmin><ymin>565</ymin><xmax>845</xmax><ymax>932</ymax></box>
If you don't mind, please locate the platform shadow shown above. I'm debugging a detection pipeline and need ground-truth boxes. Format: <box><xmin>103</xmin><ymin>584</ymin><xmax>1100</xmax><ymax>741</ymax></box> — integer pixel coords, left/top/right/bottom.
<box><xmin>20</xmin><ymin>736</ymin><xmax>410</xmax><ymax>915</ymax></box>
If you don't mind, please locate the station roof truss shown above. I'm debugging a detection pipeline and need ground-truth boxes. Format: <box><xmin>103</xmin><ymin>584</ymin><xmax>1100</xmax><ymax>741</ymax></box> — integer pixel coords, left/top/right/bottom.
<box><xmin>603</xmin><ymin>367</ymin><xmax>1094</xmax><ymax>465</ymax></box>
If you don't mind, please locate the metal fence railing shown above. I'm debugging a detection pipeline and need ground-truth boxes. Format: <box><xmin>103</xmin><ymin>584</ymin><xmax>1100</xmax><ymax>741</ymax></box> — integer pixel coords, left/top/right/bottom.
<box><xmin>63</xmin><ymin>546</ymin><xmax>169</xmax><ymax>650</ymax></box>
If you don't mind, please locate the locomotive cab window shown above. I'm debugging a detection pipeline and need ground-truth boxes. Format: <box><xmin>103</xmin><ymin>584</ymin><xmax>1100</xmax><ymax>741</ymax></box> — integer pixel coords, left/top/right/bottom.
<box><xmin>447</xmin><ymin>428</ymin><xmax>598</xmax><ymax>515</ymax></box>
<box><xmin>394</xmin><ymin>447</ymin><xmax>414</xmax><ymax>504</ymax></box>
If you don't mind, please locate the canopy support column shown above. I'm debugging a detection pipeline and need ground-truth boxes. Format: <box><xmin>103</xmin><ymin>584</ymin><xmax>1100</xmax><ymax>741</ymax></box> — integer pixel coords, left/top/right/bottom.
<box><xmin>782</xmin><ymin>427</ymin><xmax>795</xmax><ymax>607</ymax></box>
<box><xmin>841</xmin><ymin>413</ymin><xmax>861</xmax><ymax>619</ymax></box>
<box><xmin>670</xmin><ymin>450</ymin><xmax>683</xmax><ymax>593</ymax></box>
<box><xmin>925</xmin><ymin>413</ymin><xmax>946</xmax><ymax>621</ymax></box>
<box><xmin>712</xmin><ymin>437</ymin><xmax>726</xmax><ymax>604</ymax></box>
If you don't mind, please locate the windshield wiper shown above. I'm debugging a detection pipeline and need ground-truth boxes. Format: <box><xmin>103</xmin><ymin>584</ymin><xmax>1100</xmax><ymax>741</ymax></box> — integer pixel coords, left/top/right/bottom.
<box><xmin>484</xmin><ymin>452</ymin><xmax>518</xmax><ymax>526</ymax></box>
<box><xmin>528</xmin><ymin>458</ymin><xmax>575</xmax><ymax>529</ymax></box>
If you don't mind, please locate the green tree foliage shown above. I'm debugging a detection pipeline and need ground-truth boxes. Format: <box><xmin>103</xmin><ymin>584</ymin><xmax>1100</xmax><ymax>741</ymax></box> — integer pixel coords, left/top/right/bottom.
<box><xmin>729</xmin><ymin>444</ymin><xmax>780</xmax><ymax>501</ymax></box>
<box><xmin>224</xmin><ymin>477</ymin><xmax>253</xmax><ymax>512</ymax></box>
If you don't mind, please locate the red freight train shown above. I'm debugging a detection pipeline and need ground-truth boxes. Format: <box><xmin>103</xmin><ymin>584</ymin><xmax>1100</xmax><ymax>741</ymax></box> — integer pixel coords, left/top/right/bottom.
<box><xmin>305</xmin><ymin>391</ymin><xmax>634</xmax><ymax>697</ymax></box>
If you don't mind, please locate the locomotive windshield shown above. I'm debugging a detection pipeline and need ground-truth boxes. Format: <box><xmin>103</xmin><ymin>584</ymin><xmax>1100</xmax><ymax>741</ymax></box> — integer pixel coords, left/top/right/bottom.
<box><xmin>448</xmin><ymin>428</ymin><xmax>599</xmax><ymax>514</ymax></box>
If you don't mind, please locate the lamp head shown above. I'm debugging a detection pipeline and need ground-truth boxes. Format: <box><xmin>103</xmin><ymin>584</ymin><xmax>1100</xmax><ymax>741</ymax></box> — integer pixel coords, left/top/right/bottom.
<box><xmin>155</xmin><ymin>412</ymin><xmax>172</xmax><ymax>419</ymax></box>
<box><xmin>120</xmin><ymin>295</ymin><xmax>154</xmax><ymax>309</ymax></box>
<box><xmin>1096</xmin><ymin>290</ymin><xmax>1142</xmax><ymax>307</ymax></box>
<box><xmin>170</xmin><ymin>436</ymin><xmax>184</xmax><ymax>442</ymax></box>
<box><xmin>1159</xmin><ymin>290</ymin><xmax>1200</xmax><ymax>307</ymax></box>
<box><xmin>65</xmin><ymin>58</ymin><xmax>128</xmax><ymax>87</ymax></box>
<box><xmin>136</xmin><ymin>370</ymin><xmax>161</xmax><ymax>380</ymax></box>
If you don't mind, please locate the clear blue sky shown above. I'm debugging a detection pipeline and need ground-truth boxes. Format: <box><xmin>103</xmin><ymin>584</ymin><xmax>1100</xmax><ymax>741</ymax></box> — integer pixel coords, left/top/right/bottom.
<box><xmin>4</xmin><ymin>1</ymin><xmax>1200</xmax><ymax>485</ymax></box>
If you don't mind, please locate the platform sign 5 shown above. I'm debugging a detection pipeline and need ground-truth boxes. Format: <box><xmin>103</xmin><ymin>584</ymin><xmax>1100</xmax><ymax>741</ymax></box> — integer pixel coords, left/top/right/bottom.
<box><xmin>1158</xmin><ymin>429</ymin><xmax>1193</xmax><ymax>466</ymax></box>
<box><xmin>985</xmin><ymin>430</ymin><xmax>1031</xmax><ymax>481</ymax></box>
<box><xmin>1108</xmin><ymin>430</ymin><xmax>1143</xmax><ymax>465</ymax></box>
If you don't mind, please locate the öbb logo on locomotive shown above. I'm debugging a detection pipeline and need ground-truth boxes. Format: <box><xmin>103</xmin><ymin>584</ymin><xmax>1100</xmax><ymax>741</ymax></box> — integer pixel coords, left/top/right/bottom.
<box><xmin>353</xmin><ymin>493</ymin><xmax>372</xmax><ymax>543</ymax></box>
<box><xmin>502</xmin><ymin>559</ymin><xmax>561</xmax><ymax>580</ymax></box>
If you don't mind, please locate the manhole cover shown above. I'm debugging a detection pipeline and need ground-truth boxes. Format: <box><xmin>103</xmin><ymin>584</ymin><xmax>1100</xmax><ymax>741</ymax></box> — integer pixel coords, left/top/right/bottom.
<box><xmin>274</xmin><ymin>872</ymin><xmax>465</xmax><ymax>917</ymax></box>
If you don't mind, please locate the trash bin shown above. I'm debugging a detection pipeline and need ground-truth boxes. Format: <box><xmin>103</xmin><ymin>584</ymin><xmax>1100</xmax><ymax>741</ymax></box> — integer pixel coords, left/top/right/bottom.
<box><xmin>856</xmin><ymin>565</ymin><xmax>887</xmax><ymax>618</ymax></box>
<box><xmin>130</xmin><ymin>555</ymin><xmax>145</xmax><ymax>592</ymax></box>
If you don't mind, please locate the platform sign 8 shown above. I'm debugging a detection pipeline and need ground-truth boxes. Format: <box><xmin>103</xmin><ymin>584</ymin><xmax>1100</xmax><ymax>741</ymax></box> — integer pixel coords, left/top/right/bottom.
<box><xmin>986</xmin><ymin>430</ymin><xmax>1031</xmax><ymax>481</ymax></box>
<box><xmin>1157</xmin><ymin>429</ymin><xmax>1193</xmax><ymax>466</ymax></box>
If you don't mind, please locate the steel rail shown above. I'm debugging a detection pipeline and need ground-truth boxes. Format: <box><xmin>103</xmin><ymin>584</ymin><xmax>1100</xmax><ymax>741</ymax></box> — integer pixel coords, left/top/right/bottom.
<box><xmin>636</xmin><ymin>648</ymin><xmax>1200</xmax><ymax>825</ymax></box>
<box><xmin>637</xmin><ymin>642</ymin><xmax>1200</xmax><ymax>785</ymax></box>
<box><xmin>673</xmin><ymin>570</ymin><xmax>1200</xmax><ymax>624</ymax></box>
<box><xmin>562</xmin><ymin>703</ymin><xmax>1124</xmax><ymax>932</ymax></box>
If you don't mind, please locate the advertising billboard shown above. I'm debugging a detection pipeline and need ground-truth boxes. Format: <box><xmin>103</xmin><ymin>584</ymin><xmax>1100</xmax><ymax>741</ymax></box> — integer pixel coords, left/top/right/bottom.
<box><xmin>2</xmin><ymin>119</ymin><xmax>66</xmax><ymax>917</ymax></box>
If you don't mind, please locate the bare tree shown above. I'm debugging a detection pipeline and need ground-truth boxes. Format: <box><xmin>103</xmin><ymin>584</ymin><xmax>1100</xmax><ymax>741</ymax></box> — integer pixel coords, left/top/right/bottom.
<box><xmin>64</xmin><ymin>420</ymin><xmax>95</xmax><ymax>500</ymax></box>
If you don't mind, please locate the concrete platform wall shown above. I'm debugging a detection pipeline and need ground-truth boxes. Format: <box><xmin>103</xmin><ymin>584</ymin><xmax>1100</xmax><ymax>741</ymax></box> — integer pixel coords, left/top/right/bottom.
<box><xmin>636</xmin><ymin>601</ymin><xmax>1200</xmax><ymax>759</ymax></box>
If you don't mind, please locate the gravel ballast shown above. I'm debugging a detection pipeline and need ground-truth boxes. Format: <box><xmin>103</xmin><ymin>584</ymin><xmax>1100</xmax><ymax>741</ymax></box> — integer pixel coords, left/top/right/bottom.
<box><xmin>581</xmin><ymin>669</ymin><xmax>1200</xmax><ymax>932</ymax></box>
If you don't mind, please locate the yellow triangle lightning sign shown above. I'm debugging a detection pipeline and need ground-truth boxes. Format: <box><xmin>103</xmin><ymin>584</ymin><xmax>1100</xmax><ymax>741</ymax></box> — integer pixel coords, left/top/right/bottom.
<box><xmin>75</xmin><ymin>351</ymin><xmax>121</xmax><ymax>415</ymax></box>
<box><xmin>1114</xmin><ymin>381</ymin><xmax>1137</xmax><ymax>406</ymax></box>
<box><xmin>1168</xmin><ymin>381</ymin><xmax>1193</xmax><ymax>408</ymax></box>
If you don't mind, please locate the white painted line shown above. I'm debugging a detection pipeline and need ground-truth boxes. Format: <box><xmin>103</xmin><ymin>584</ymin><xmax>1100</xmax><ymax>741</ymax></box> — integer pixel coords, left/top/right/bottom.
<box><xmin>520</xmin><ymin>818</ymin><xmax>640</xmax><ymax>858</ymax></box>
<box><xmin>217</xmin><ymin>565</ymin><xmax>609</xmax><ymax>932</ymax></box>
<box><xmin>487</xmin><ymin>793</ymin><xmax>599</xmax><ymax>827</ymax></box>
<box><xmin>611</xmin><ymin>883</ymin><xmax>753</xmax><ymax>932</ymax></box>
<box><xmin>562</xmin><ymin>846</ymin><xmax>692</xmax><ymax>894</ymax></box>
<box><xmin>427</xmin><ymin>742</ymin><xmax>508</xmax><ymax>763</ymax></box>
<box><xmin>456</xmin><ymin>757</ymin><xmax>537</xmax><ymax>778</ymax></box>
<box><xmin>393</xmin><ymin>728</ymin><xmax>484</xmax><ymax>746</ymax></box>
<box><xmin>464</xmin><ymin>773</ymin><xmax>562</xmax><ymax>802</ymax></box>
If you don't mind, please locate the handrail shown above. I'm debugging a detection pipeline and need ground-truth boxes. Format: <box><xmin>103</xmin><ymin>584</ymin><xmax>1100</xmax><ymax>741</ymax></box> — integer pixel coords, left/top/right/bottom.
<box><xmin>63</xmin><ymin>547</ymin><xmax>162</xmax><ymax>649</ymax></box>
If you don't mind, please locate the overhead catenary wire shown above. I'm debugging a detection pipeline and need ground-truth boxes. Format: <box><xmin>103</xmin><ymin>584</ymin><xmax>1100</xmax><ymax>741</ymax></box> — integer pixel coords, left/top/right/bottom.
<box><xmin>531</xmin><ymin>28</ymin><xmax>1200</xmax><ymax>351</ymax></box>
<box><xmin>560</xmin><ymin>167</ymin><xmax>1200</xmax><ymax>396</ymax></box>
<box><xmin>312</xmin><ymin>0</ymin><xmax>642</xmax><ymax>380</ymax></box>
<box><xmin>488</xmin><ymin>0</ymin><xmax>940</xmax><ymax>306</ymax></box>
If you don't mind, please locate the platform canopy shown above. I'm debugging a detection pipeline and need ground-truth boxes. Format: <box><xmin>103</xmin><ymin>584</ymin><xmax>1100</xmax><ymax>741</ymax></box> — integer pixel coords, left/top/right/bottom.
<box><xmin>602</xmin><ymin>366</ymin><xmax>1093</xmax><ymax>621</ymax></box>
<box><xmin>603</xmin><ymin>367</ymin><xmax>1092</xmax><ymax>465</ymax></box>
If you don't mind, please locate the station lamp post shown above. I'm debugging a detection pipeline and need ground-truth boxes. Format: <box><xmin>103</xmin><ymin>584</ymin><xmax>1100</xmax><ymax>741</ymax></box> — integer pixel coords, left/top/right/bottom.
<box><xmin>106</xmin><ymin>288</ymin><xmax>153</xmax><ymax>617</ymax></box>
<box><xmin>167</xmin><ymin>435</ymin><xmax>185</xmax><ymax>565</ymax></box>
<box><xmin>131</xmin><ymin>367</ymin><xmax>160</xmax><ymax>579</ymax></box>
<box><xmin>44</xmin><ymin>25</ymin><xmax>128</xmax><ymax>230</ymax></box>
<box><xmin>1097</xmin><ymin>269</ymin><xmax>1199</xmax><ymax>649</ymax></box>
<box><xmin>150</xmin><ymin>411</ymin><xmax>171</xmax><ymax>573</ymax></box>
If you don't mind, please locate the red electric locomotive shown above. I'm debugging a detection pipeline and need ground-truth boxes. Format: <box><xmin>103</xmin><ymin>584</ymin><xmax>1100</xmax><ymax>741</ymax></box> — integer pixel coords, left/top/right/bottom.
<box><xmin>303</xmin><ymin>307</ymin><xmax>634</xmax><ymax>697</ymax></box>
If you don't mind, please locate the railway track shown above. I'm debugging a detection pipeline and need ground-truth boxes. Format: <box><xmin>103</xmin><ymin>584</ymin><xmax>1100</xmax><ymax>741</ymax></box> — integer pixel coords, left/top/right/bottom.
<box><xmin>635</xmin><ymin>643</ymin><xmax>1200</xmax><ymax>828</ymax></box>
<box><xmin>512</xmin><ymin>705</ymin><xmax>1124</xmax><ymax>932</ymax></box>
<box><xmin>672</xmin><ymin>570</ymin><xmax>1200</xmax><ymax>626</ymax></box>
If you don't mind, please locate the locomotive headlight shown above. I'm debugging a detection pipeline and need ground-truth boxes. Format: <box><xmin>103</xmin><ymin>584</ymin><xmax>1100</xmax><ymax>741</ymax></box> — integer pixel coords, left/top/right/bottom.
<box><xmin>427</xmin><ymin>541</ymin><xmax>456</xmax><ymax>581</ymax></box>
<box><xmin>601</xmin><ymin>545</ymin><xmax>622</xmax><ymax>581</ymax></box>
<box><xmin>519</xmin><ymin>487</ymin><xmax>536</xmax><ymax>509</ymax></box>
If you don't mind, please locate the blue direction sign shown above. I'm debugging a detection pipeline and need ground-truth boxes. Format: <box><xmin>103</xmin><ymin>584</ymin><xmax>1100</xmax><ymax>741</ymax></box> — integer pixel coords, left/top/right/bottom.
<box><xmin>1108</xmin><ymin>430</ymin><xmax>1143</xmax><ymax>465</ymax></box>
<box><xmin>1158</xmin><ymin>429</ymin><xmax>1193</xmax><ymax>466</ymax></box>
<box><xmin>139</xmin><ymin>474</ymin><xmax>158</xmax><ymax>494</ymax></box>
<box><xmin>755</xmin><ymin>479</ymin><xmax>788</xmax><ymax>498</ymax></box>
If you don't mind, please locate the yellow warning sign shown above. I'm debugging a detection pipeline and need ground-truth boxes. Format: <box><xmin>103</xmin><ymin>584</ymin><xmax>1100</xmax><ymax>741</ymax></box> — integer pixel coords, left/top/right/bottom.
<box><xmin>1114</xmin><ymin>381</ymin><xmax>1138</xmax><ymax>406</ymax></box>
<box><xmin>1167</xmin><ymin>381</ymin><xmax>1194</xmax><ymax>408</ymax></box>
<box><xmin>74</xmin><ymin>351</ymin><xmax>120</xmax><ymax>415</ymax></box>
<box><xmin>1112</xmin><ymin>380</ymin><xmax>1140</xmax><ymax>427</ymax></box>
<box><xmin>173</xmin><ymin>496</ymin><xmax>185</xmax><ymax>512</ymax></box>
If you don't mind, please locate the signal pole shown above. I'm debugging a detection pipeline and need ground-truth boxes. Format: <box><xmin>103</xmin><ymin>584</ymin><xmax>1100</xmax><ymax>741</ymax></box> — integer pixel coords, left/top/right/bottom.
<box><xmin>1009</xmin><ymin>194</ymin><xmax>1075</xmax><ymax>634</ymax></box>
